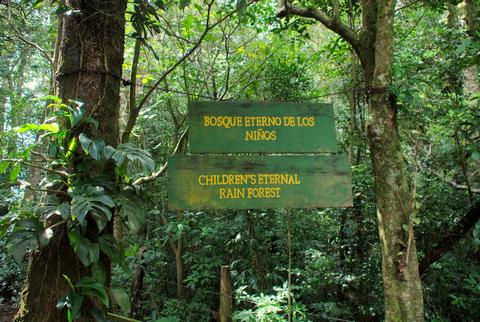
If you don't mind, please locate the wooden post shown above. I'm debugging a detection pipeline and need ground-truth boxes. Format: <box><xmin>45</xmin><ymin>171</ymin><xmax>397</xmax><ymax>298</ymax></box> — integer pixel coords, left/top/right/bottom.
<box><xmin>219</xmin><ymin>265</ymin><xmax>233</xmax><ymax>322</ymax></box>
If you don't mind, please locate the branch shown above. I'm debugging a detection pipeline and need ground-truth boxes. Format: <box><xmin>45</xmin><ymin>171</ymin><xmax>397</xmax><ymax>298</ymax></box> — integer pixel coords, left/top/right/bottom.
<box><xmin>2</xmin><ymin>159</ymin><xmax>69</xmax><ymax>178</ymax></box>
<box><xmin>419</xmin><ymin>200</ymin><xmax>480</xmax><ymax>276</ymax></box>
<box><xmin>132</xmin><ymin>127</ymin><xmax>188</xmax><ymax>186</ymax></box>
<box><xmin>277</xmin><ymin>0</ymin><xmax>360</xmax><ymax>51</ymax></box>
<box><xmin>122</xmin><ymin>1</ymin><xmax>250</xmax><ymax>143</ymax></box>
<box><xmin>433</xmin><ymin>170</ymin><xmax>480</xmax><ymax>194</ymax></box>
<box><xmin>121</xmin><ymin>38</ymin><xmax>141</xmax><ymax>144</ymax></box>
<box><xmin>10</xmin><ymin>24</ymin><xmax>53</xmax><ymax>65</ymax></box>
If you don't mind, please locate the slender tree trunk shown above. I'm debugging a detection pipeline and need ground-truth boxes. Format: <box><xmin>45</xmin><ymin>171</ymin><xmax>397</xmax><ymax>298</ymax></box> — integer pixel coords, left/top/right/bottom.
<box><xmin>462</xmin><ymin>0</ymin><xmax>479</xmax><ymax>100</ymax></box>
<box><xmin>14</xmin><ymin>1</ymin><xmax>127</xmax><ymax>321</ymax></box>
<box><xmin>176</xmin><ymin>238</ymin><xmax>185</xmax><ymax>300</ymax></box>
<box><xmin>277</xmin><ymin>0</ymin><xmax>425</xmax><ymax>318</ymax></box>
<box><xmin>366</xmin><ymin>1</ymin><xmax>424</xmax><ymax>320</ymax></box>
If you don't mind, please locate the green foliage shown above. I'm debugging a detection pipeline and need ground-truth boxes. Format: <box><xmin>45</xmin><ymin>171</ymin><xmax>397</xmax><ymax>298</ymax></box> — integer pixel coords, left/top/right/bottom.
<box><xmin>234</xmin><ymin>284</ymin><xmax>308</xmax><ymax>321</ymax></box>
<box><xmin>57</xmin><ymin>275</ymin><xmax>109</xmax><ymax>321</ymax></box>
<box><xmin>159</xmin><ymin>299</ymin><xmax>211</xmax><ymax>322</ymax></box>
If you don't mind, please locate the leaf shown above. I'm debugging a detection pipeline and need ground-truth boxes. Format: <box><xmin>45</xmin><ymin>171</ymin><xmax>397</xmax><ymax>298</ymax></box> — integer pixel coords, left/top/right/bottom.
<box><xmin>32</xmin><ymin>94</ymin><xmax>62</xmax><ymax>103</ymax></box>
<box><xmin>44</xmin><ymin>202</ymin><xmax>71</xmax><ymax>220</ymax></box>
<box><xmin>9</xmin><ymin>164</ymin><xmax>21</xmax><ymax>182</ymax></box>
<box><xmin>472</xmin><ymin>151</ymin><xmax>480</xmax><ymax>162</ymax></box>
<box><xmin>116</xmin><ymin>192</ymin><xmax>145</xmax><ymax>233</ymax></box>
<box><xmin>70</xmin><ymin>185</ymin><xmax>114</xmax><ymax>224</ymax></box>
<box><xmin>68</xmin><ymin>100</ymin><xmax>85</xmax><ymax>126</ymax></box>
<box><xmin>79</xmin><ymin>133</ymin><xmax>105</xmax><ymax>161</ymax></box>
<box><xmin>76</xmin><ymin>276</ymin><xmax>109</xmax><ymax>306</ymax></box>
<box><xmin>8</xmin><ymin>217</ymin><xmax>46</xmax><ymax>261</ymax></box>
<box><xmin>91</xmin><ymin>307</ymin><xmax>107</xmax><ymax>322</ymax></box>
<box><xmin>91</xmin><ymin>262</ymin><xmax>107</xmax><ymax>285</ymax></box>
<box><xmin>99</xmin><ymin>234</ymin><xmax>124</xmax><ymax>266</ymax></box>
<box><xmin>0</xmin><ymin>161</ymin><xmax>10</xmax><ymax>175</ymax></box>
<box><xmin>179</xmin><ymin>0</ymin><xmax>191</xmax><ymax>9</ymax></box>
<box><xmin>71</xmin><ymin>294</ymin><xmax>84</xmax><ymax>319</ymax></box>
<box><xmin>16</xmin><ymin>123</ymin><xmax>59</xmax><ymax>133</ymax></box>
<box><xmin>110</xmin><ymin>288</ymin><xmax>131</xmax><ymax>314</ymax></box>
<box><xmin>68</xmin><ymin>230</ymin><xmax>100</xmax><ymax>267</ymax></box>
<box><xmin>104</xmin><ymin>143</ymin><xmax>154</xmax><ymax>171</ymax></box>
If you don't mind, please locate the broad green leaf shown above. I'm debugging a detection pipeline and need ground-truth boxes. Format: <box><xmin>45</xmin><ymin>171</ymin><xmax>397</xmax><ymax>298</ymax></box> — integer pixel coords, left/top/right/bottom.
<box><xmin>91</xmin><ymin>262</ymin><xmax>107</xmax><ymax>285</ymax></box>
<box><xmin>91</xmin><ymin>307</ymin><xmax>107</xmax><ymax>322</ymax></box>
<box><xmin>43</xmin><ymin>202</ymin><xmax>71</xmax><ymax>220</ymax></box>
<box><xmin>16</xmin><ymin>123</ymin><xmax>59</xmax><ymax>133</ymax></box>
<box><xmin>116</xmin><ymin>192</ymin><xmax>145</xmax><ymax>233</ymax></box>
<box><xmin>68</xmin><ymin>100</ymin><xmax>85</xmax><ymax>127</ymax></box>
<box><xmin>71</xmin><ymin>294</ymin><xmax>84</xmax><ymax>319</ymax></box>
<box><xmin>76</xmin><ymin>276</ymin><xmax>109</xmax><ymax>306</ymax></box>
<box><xmin>99</xmin><ymin>234</ymin><xmax>124</xmax><ymax>265</ymax></box>
<box><xmin>70</xmin><ymin>186</ymin><xmax>114</xmax><ymax>224</ymax></box>
<box><xmin>0</xmin><ymin>161</ymin><xmax>10</xmax><ymax>175</ymax></box>
<box><xmin>68</xmin><ymin>230</ymin><xmax>100</xmax><ymax>266</ymax></box>
<box><xmin>9</xmin><ymin>164</ymin><xmax>21</xmax><ymax>182</ymax></box>
<box><xmin>472</xmin><ymin>151</ymin><xmax>480</xmax><ymax>161</ymax></box>
<box><xmin>8</xmin><ymin>217</ymin><xmax>48</xmax><ymax>261</ymax></box>
<box><xmin>110</xmin><ymin>288</ymin><xmax>131</xmax><ymax>314</ymax></box>
<box><xmin>104</xmin><ymin>143</ymin><xmax>154</xmax><ymax>172</ymax></box>
<box><xmin>32</xmin><ymin>94</ymin><xmax>62</xmax><ymax>103</ymax></box>
<box><xmin>79</xmin><ymin>133</ymin><xmax>105</xmax><ymax>161</ymax></box>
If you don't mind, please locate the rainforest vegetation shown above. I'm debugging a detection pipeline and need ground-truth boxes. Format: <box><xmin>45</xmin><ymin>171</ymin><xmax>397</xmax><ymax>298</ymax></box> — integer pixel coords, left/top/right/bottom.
<box><xmin>0</xmin><ymin>0</ymin><xmax>479</xmax><ymax>321</ymax></box>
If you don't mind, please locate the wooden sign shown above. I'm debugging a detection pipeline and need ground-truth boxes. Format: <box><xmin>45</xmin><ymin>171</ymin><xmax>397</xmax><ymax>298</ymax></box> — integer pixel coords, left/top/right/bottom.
<box><xmin>188</xmin><ymin>102</ymin><xmax>338</xmax><ymax>153</ymax></box>
<box><xmin>168</xmin><ymin>155</ymin><xmax>352</xmax><ymax>210</ymax></box>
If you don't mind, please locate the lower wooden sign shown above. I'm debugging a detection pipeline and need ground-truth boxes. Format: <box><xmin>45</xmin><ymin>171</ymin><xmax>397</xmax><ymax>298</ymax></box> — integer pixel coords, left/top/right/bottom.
<box><xmin>168</xmin><ymin>155</ymin><xmax>352</xmax><ymax>210</ymax></box>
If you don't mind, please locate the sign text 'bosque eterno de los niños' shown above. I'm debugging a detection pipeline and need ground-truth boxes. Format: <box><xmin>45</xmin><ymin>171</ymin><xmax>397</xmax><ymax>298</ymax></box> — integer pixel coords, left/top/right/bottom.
<box><xmin>168</xmin><ymin>102</ymin><xmax>352</xmax><ymax>210</ymax></box>
<box><xmin>188</xmin><ymin>101</ymin><xmax>338</xmax><ymax>153</ymax></box>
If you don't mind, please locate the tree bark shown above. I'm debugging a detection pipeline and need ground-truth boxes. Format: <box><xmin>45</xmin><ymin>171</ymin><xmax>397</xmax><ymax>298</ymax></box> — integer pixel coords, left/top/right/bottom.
<box><xmin>14</xmin><ymin>1</ymin><xmax>126</xmax><ymax>321</ymax></box>
<box><xmin>277</xmin><ymin>1</ymin><xmax>424</xmax><ymax>320</ymax></box>
<box><xmin>366</xmin><ymin>2</ymin><xmax>423</xmax><ymax>320</ymax></box>
<box><xmin>462</xmin><ymin>0</ymin><xmax>479</xmax><ymax>100</ymax></box>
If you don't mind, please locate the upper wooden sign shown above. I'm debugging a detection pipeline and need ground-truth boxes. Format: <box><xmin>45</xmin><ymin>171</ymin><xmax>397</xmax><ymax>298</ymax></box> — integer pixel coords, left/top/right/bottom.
<box><xmin>188</xmin><ymin>102</ymin><xmax>338</xmax><ymax>153</ymax></box>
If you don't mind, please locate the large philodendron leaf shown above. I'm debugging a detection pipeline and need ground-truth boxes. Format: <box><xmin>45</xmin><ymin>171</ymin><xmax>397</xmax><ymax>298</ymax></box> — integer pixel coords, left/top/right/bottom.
<box><xmin>70</xmin><ymin>185</ymin><xmax>115</xmax><ymax>226</ymax></box>
<box><xmin>76</xmin><ymin>276</ymin><xmax>109</xmax><ymax>307</ymax></box>
<box><xmin>104</xmin><ymin>143</ymin><xmax>154</xmax><ymax>172</ymax></box>
<box><xmin>7</xmin><ymin>217</ymin><xmax>54</xmax><ymax>262</ymax></box>
<box><xmin>115</xmin><ymin>191</ymin><xmax>145</xmax><ymax>233</ymax></box>
<box><xmin>79</xmin><ymin>133</ymin><xmax>105</xmax><ymax>161</ymax></box>
<box><xmin>68</xmin><ymin>229</ymin><xmax>99</xmax><ymax>267</ymax></box>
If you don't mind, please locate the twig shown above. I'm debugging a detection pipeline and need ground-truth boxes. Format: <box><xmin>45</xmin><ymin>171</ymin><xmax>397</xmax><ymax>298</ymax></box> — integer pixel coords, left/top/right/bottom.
<box><xmin>132</xmin><ymin>127</ymin><xmax>188</xmax><ymax>185</ymax></box>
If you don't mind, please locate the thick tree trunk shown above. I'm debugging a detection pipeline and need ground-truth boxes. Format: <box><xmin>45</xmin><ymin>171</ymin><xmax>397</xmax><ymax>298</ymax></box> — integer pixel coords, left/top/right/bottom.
<box><xmin>366</xmin><ymin>1</ymin><xmax>424</xmax><ymax>321</ymax></box>
<box><xmin>14</xmin><ymin>1</ymin><xmax>126</xmax><ymax>321</ymax></box>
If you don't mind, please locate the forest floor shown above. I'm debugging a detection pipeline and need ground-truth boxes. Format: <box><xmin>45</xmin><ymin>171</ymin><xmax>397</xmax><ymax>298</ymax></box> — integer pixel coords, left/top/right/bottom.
<box><xmin>0</xmin><ymin>302</ymin><xmax>16</xmax><ymax>322</ymax></box>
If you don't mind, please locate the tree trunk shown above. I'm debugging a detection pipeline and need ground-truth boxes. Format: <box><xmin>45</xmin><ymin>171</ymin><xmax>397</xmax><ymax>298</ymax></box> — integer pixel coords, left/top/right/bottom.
<box><xmin>14</xmin><ymin>1</ymin><xmax>126</xmax><ymax>321</ymax></box>
<box><xmin>366</xmin><ymin>1</ymin><xmax>424</xmax><ymax>320</ymax></box>
<box><xmin>176</xmin><ymin>237</ymin><xmax>186</xmax><ymax>300</ymax></box>
<box><xmin>462</xmin><ymin>0</ymin><xmax>479</xmax><ymax>100</ymax></box>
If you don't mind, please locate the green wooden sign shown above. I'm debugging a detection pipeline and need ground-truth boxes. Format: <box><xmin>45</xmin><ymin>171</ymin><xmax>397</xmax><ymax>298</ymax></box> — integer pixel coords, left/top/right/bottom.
<box><xmin>168</xmin><ymin>155</ymin><xmax>352</xmax><ymax>210</ymax></box>
<box><xmin>188</xmin><ymin>101</ymin><xmax>338</xmax><ymax>153</ymax></box>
